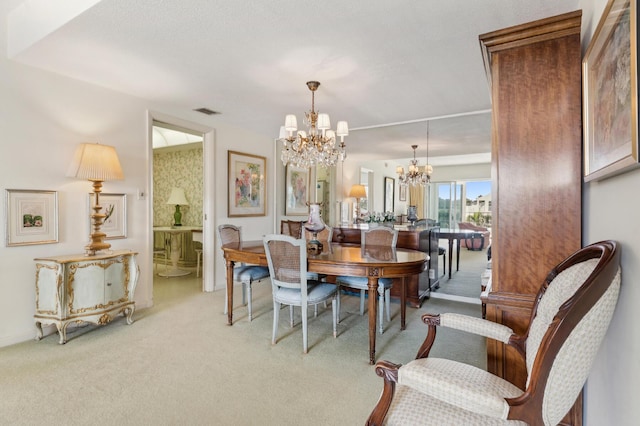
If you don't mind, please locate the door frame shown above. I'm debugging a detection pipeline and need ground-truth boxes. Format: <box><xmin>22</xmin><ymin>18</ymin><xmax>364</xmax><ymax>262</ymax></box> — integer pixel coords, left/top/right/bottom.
<box><xmin>147</xmin><ymin>111</ymin><xmax>216</xmax><ymax>294</ymax></box>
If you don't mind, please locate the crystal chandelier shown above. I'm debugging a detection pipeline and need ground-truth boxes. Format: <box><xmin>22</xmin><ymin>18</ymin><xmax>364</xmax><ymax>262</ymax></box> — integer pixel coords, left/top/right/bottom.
<box><xmin>396</xmin><ymin>122</ymin><xmax>433</xmax><ymax>187</ymax></box>
<box><xmin>278</xmin><ymin>81</ymin><xmax>348</xmax><ymax>168</ymax></box>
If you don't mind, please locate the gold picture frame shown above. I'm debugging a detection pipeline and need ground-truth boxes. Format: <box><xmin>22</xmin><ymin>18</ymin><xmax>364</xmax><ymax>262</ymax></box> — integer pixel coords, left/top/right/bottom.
<box><xmin>228</xmin><ymin>151</ymin><xmax>266</xmax><ymax>217</ymax></box>
<box><xmin>583</xmin><ymin>0</ymin><xmax>638</xmax><ymax>181</ymax></box>
<box><xmin>285</xmin><ymin>165</ymin><xmax>310</xmax><ymax>216</ymax></box>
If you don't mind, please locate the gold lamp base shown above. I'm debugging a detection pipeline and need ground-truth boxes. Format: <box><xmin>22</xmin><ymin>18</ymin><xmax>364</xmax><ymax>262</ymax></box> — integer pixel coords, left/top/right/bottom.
<box><xmin>85</xmin><ymin>179</ymin><xmax>111</xmax><ymax>256</ymax></box>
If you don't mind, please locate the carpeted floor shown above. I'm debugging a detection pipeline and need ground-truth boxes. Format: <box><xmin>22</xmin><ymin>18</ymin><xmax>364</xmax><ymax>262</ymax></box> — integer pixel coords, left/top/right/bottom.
<box><xmin>0</xmin><ymin>261</ymin><xmax>485</xmax><ymax>425</ymax></box>
<box><xmin>433</xmin><ymin>241</ymin><xmax>489</xmax><ymax>299</ymax></box>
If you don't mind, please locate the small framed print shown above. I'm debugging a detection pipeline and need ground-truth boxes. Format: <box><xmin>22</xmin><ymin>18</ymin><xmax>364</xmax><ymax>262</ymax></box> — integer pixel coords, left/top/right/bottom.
<box><xmin>228</xmin><ymin>151</ymin><xmax>267</xmax><ymax>217</ymax></box>
<box><xmin>89</xmin><ymin>193</ymin><xmax>127</xmax><ymax>239</ymax></box>
<box><xmin>5</xmin><ymin>189</ymin><xmax>58</xmax><ymax>246</ymax></box>
<box><xmin>285</xmin><ymin>165</ymin><xmax>310</xmax><ymax>216</ymax></box>
<box><xmin>384</xmin><ymin>177</ymin><xmax>395</xmax><ymax>213</ymax></box>
<box><xmin>399</xmin><ymin>184</ymin><xmax>407</xmax><ymax>202</ymax></box>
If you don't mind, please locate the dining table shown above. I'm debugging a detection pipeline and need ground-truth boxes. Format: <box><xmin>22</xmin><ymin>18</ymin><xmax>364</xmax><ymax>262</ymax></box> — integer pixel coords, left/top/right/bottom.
<box><xmin>438</xmin><ymin>228</ymin><xmax>485</xmax><ymax>278</ymax></box>
<box><xmin>221</xmin><ymin>240</ymin><xmax>428</xmax><ymax>364</ymax></box>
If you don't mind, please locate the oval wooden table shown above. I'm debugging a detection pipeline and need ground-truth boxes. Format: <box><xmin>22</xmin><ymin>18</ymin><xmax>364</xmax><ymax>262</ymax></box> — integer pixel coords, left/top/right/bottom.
<box><xmin>222</xmin><ymin>241</ymin><xmax>428</xmax><ymax>364</ymax></box>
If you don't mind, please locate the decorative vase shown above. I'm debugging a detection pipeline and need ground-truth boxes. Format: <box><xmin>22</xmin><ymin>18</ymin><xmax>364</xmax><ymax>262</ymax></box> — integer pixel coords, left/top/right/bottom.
<box><xmin>407</xmin><ymin>205</ymin><xmax>418</xmax><ymax>226</ymax></box>
<box><xmin>304</xmin><ymin>203</ymin><xmax>325</xmax><ymax>252</ymax></box>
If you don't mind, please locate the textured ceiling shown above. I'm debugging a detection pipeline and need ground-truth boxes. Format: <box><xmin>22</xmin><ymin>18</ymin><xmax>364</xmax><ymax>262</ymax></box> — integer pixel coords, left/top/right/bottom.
<box><xmin>7</xmin><ymin>0</ymin><xmax>580</xmax><ymax>164</ymax></box>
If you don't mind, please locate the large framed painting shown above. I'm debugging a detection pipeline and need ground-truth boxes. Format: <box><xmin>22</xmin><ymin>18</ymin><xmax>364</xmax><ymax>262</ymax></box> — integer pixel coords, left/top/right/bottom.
<box><xmin>583</xmin><ymin>0</ymin><xmax>639</xmax><ymax>181</ymax></box>
<box><xmin>88</xmin><ymin>193</ymin><xmax>127</xmax><ymax>239</ymax></box>
<box><xmin>228</xmin><ymin>151</ymin><xmax>266</xmax><ymax>217</ymax></box>
<box><xmin>384</xmin><ymin>177</ymin><xmax>395</xmax><ymax>213</ymax></box>
<box><xmin>285</xmin><ymin>165</ymin><xmax>309</xmax><ymax>216</ymax></box>
<box><xmin>5</xmin><ymin>189</ymin><xmax>58</xmax><ymax>246</ymax></box>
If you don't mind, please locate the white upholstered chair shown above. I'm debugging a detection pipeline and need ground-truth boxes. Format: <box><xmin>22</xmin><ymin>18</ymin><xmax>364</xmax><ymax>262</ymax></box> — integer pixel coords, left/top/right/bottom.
<box><xmin>336</xmin><ymin>227</ymin><xmax>398</xmax><ymax>334</ymax></box>
<box><xmin>263</xmin><ymin>234</ymin><xmax>338</xmax><ymax>354</ymax></box>
<box><xmin>218</xmin><ymin>224</ymin><xmax>270</xmax><ymax>321</ymax></box>
<box><xmin>366</xmin><ymin>240</ymin><xmax>621</xmax><ymax>426</ymax></box>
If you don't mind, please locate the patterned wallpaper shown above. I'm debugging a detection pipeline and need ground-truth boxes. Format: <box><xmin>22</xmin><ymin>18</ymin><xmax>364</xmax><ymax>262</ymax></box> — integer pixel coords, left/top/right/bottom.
<box><xmin>153</xmin><ymin>146</ymin><xmax>203</xmax><ymax>226</ymax></box>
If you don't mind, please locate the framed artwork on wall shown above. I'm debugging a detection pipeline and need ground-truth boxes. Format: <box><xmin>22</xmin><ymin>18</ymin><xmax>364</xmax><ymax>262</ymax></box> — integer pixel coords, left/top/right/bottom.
<box><xmin>384</xmin><ymin>177</ymin><xmax>395</xmax><ymax>213</ymax></box>
<box><xmin>88</xmin><ymin>193</ymin><xmax>127</xmax><ymax>239</ymax></box>
<box><xmin>5</xmin><ymin>189</ymin><xmax>58</xmax><ymax>246</ymax></box>
<box><xmin>583</xmin><ymin>0</ymin><xmax>639</xmax><ymax>181</ymax></box>
<box><xmin>228</xmin><ymin>151</ymin><xmax>266</xmax><ymax>217</ymax></box>
<box><xmin>398</xmin><ymin>184</ymin><xmax>407</xmax><ymax>202</ymax></box>
<box><xmin>285</xmin><ymin>165</ymin><xmax>310</xmax><ymax>216</ymax></box>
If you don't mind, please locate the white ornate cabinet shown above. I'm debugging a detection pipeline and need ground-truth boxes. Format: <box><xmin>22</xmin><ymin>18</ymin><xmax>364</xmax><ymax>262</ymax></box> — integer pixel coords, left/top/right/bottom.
<box><xmin>34</xmin><ymin>250</ymin><xmax>139</xmax><ymax>344</ymax></box>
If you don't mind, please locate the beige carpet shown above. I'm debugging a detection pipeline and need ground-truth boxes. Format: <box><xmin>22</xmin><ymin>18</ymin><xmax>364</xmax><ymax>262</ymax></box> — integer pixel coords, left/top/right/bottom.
<box><xmin>434</xmin><ymin>242</ymin><xmax>489</xmax><ymax>299</ymax></box>
<box><xmin>0</xmin><ymin>267</ymin><xmax>484</xmax><ymax>425</ymax></box>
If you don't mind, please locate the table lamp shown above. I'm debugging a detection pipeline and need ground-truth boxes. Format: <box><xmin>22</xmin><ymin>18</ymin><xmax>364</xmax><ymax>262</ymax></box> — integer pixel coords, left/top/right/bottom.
<box><xmin>67</xmin><ymin>142</ymin><xmax>124</xmax><ymax>256</ymax></box>
<box><xmin>349</xmin><ymin>184</ymin><xmax>367</xmax><ymax>221</ymax></box>
<box><xmin>167</xmin><ymin>187</ymin><xmax>189</xmax><ymax>226</ymax></box>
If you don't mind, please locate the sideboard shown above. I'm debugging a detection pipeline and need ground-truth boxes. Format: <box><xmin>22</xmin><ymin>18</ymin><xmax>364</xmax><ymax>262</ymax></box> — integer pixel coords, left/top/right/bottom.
<box><xmin>34</xmin><ymin>250</ymin><xmax>139</xmax><ymax>344</ymax></box>
<box><xmin>332</xmin><ymin>225</ymin><xmax>439</xmax><ymax>307</ymax></box>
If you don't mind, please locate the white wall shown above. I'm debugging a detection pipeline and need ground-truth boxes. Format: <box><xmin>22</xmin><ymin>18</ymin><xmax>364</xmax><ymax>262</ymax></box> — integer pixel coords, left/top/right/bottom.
<box><xmin>579</xmin><ymin>2</ymin><xmax>640</xmax><ymax>424</ymax></box>
<box><xmin>0</xmin><ymin>3</ymin><xmax>274</xmax><ymax>346</ymax></box>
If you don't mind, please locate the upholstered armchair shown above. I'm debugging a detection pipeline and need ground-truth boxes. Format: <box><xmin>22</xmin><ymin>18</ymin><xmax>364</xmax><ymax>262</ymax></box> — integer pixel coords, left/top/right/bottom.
<box><xmin>366</xmin><ymin>240</ymin><xmax>621</xmax><ymax>425</ymax></box>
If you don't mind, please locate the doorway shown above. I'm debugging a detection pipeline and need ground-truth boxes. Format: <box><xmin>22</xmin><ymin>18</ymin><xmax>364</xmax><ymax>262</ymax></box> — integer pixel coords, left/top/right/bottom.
<box><xmin>148</xmin><ymin>112</ymin><xmax>215</xmax><ymax>297</ymax></box>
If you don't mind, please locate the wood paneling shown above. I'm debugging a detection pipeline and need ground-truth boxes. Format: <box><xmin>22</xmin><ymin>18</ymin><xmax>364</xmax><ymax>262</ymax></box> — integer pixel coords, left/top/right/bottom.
<box><xmin>480</xmin><ymin>10</ymin><xmax>582</xmax><ymax>425</ymax></box>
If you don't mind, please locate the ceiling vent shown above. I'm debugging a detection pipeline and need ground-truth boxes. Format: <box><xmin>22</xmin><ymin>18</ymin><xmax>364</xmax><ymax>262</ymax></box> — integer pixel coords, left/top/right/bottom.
<box><xmin>193</xmin><ymin>107</ymin><xmax>219</xmax><ymax>115</ymax></box>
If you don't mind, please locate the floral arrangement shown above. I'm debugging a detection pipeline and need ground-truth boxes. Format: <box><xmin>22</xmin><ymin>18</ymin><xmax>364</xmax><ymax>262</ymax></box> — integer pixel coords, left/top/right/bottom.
<box><xmin>361</xmin><ymin>211</ymin><xmax>396</xmax><ymax>223</ymax></box>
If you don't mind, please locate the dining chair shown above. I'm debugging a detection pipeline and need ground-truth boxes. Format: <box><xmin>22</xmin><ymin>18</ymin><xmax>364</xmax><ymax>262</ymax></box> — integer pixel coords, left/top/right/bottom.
<box><xmin>336</xmin><ymin>227</ymin><xmax>398</xmax><ymax>334</ymax></box>
<box><xmin>280</xmin><ymin>220</ymin><xmax>304</xmax><ymax>238</ymax></box>
<box><xmin>367</xmin><ymin>240</ymin><xmax>621</xmax><ymax>425</ymax></box>
<box><xmin>263</xmin><ymin>234</ymin><xmax>338</xmax><ymax>354</ymax></box>
<box><xmin>153</xmin><ymin>232</ymin><xmax>169</xmax><ymax>275</ymax></box>
<box><xmin>192</xmin><ymin>230</ymin><xmax>203</xmax><ymax>278</ymax></box>
<box><xmin>218</xmin><ymin>224</ymin><xmax>270</xmax><ymax>321</ymax></box>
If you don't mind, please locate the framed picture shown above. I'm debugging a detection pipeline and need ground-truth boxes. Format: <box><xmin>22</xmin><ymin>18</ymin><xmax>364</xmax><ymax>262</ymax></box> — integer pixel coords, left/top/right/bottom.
<box><xmin>5</xmin><ymin>189</ymin><xmax>58</xmax><ymax>246</ymax></box>
<box><xmin>384</xmin><ymin>177</ymin><xmax>395</xmax><ymax>213</ymax></box>
<box><xmin>583</xmin><ymin>0</ymin><xmax>638</xmax><ymax>181</ymax></box>
<box><xmin>399</xmin><ymin>184</ymin><xmax>407</xmax><ymax>202</ymax></box>
<box><xmin>285</xmin><ymin>165</ymin><xmax>309</xmax><ymax>216</ymax></box>
<box><xmin>228</xmin><ymin>151</ymin><xmax>266</xmax><ymax>217</ymax></box>
<box><xmin>89</xmin><ymin>193</ymin><xmax>126</xmax><ymax>239</ymax></box>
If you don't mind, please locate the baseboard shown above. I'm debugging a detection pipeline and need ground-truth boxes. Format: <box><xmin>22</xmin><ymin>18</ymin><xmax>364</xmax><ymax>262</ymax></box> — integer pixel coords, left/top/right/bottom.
<box><xmin>429</xmin><ymin>292</ymin><xmax>481</xmax><ymax>305</ymax></box>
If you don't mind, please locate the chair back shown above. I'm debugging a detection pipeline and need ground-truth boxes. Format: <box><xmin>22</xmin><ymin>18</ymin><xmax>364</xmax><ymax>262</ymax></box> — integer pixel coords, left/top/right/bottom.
<box><xmin>361</xmin><ymin>227</ymin><xmax>398</xmax><ymax>248</ymax></box>
<box><xmin>281</xmin><ymin>220</ymin><xmax>303</xmax><ymax>238</ymax></box>
<box><xmin>303</xmin><ymin>226</ymin><xmax>333</xmax><ymax>243</ymax></box>
<box><xmin>519</xmin><ymin>241</ymin><xmax>620</xmax><ymax>425</ymax></box>
<box><xmin>218</xmin><ymin>224</ymin><xmax>241</xmax><ymax>246</ymax></box>
<box><xmin>263</xmin><ymin>234</ymin><xmax>309</xmax><ymax>295</ymax></box>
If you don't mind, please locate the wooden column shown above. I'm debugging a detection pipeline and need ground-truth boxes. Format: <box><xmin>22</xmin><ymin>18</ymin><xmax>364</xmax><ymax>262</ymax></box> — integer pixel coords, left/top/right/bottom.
<box><xmin>480</xmin><ymin>10</ymin><xmax>583</xmax><ymax>425</ymax></box>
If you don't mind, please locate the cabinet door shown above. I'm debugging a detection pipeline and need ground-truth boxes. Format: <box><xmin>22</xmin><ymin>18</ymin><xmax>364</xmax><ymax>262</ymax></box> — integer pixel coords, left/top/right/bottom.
<box><xmin>104</xmin><ymin>257</ymin><xmax>126</xmax><ymax>304</ymax></box>
<box><xmin>69</xmin><ymin>261</ymin><xmax>104</xmax><ymax>314</ymax></box>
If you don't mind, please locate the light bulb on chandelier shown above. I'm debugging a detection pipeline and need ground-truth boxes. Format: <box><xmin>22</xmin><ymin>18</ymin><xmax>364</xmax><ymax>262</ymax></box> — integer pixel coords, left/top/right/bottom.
<box><xmin>278</xmin><ymin>81</ymin><xmax>348</xmax><ymax>168</ymax></box>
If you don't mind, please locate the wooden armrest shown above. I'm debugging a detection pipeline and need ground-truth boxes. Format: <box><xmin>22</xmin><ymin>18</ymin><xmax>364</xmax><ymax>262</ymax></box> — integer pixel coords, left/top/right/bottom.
<box><xmin>366</xmin><ymin>361</ymin><xmax>402</xmax><ymax>426</ymax></box>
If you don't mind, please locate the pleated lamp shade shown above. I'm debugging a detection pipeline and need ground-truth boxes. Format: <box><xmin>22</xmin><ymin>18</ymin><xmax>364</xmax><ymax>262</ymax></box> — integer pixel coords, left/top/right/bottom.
<box><xmin>67</xmin><ymin>143</ymin><xmax>124</xmax><ymax>181</ymax></box>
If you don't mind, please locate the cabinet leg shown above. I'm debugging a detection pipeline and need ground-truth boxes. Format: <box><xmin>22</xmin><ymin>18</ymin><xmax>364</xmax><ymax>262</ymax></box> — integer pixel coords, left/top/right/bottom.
<box><xmin>124</xmin><ymin>306</ymin><xmax>135</xmax><ymax>325</ymax></box>
<box><xmin>35</xmin><ymin>321</ymin><xmax>43</xmax><ymax>341</ymax></box>
<box><xmin>56</xmin><ymin>323</ymin><xmax>68</xmax><ymax>345</ymax></box>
